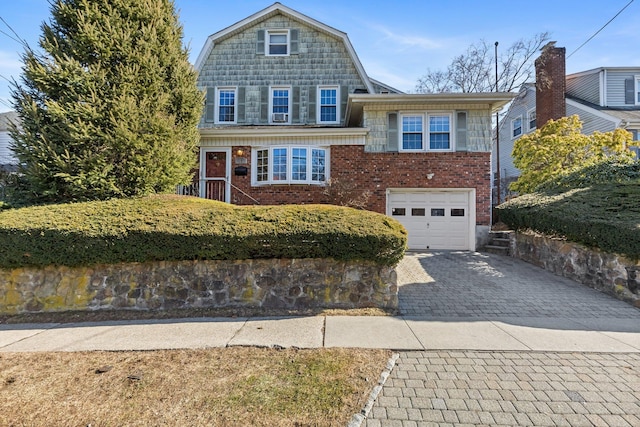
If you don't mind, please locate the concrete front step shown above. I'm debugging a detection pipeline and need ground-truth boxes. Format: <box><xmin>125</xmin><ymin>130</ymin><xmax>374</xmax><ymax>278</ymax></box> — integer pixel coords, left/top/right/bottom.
<box><xmin>491</xmin><ymin>237</ymin><xmax>511</xmax><ymax>248</ymax></box>
<box><xmin>482</xmin><ymin>230</ymin><xmax>514</xmax><ymax>256</ymax></box>
<box><xmin>483</xmin><ymin>245</ymin><xmax>510</xmax><ymax>255</ymax></box>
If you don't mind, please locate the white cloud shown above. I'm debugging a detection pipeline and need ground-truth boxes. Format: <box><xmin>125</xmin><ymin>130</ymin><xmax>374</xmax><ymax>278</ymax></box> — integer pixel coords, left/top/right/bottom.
<box><xmin>363</xmin><ymin>61</ymin><xmax>420</xmax><ymax>93</ymax></box>
<box><xmin>370</xmin><ymin>24</ymin><xmax>442</xmax><ymax>51</ymax></box>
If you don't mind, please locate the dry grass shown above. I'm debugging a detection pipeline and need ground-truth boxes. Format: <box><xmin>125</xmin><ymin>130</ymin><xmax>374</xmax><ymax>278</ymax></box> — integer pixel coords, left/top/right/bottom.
<box><xmin>0</xmin><ymin>347</ymin><xmax>391</xmax><ymax>426</ymax></box>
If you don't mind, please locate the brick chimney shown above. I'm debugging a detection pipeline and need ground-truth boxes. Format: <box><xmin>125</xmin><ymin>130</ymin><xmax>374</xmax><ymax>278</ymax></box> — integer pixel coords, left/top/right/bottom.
<box><xmin>535</xmin><ymin>42</ymin><xmax>566</xmax><ymax>127</ymax></box>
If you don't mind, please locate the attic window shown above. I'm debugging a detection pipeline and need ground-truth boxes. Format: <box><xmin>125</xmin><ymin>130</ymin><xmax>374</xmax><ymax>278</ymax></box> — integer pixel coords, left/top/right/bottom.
<box><xmin>268</xmin><ymin>30</ymin><xmax>289</xmax><ymax>55</ymax></box>
<box><xmin>257</xmin><ymin>29</ymin><xmax>299</xmax><ymax>56</ymax></box>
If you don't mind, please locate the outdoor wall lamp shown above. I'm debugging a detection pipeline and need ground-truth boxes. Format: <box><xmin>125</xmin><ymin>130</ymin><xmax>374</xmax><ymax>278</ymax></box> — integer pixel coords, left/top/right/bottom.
<box><xmin>427</xmin><ymin>173</ymin><xmax>434</xmax><ymax>180</ymax></box>
<box><xmin>236</xmin><ymin>149</ymin><xmax>244</xmax><ymax>156</ymax></box>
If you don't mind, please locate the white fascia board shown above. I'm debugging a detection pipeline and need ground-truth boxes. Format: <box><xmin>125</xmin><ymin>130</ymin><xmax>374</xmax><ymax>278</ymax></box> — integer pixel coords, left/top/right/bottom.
<box><xmin>349</xmin><ymin>92</ymin><xmax>515</xmax><ymax>111</ymax></box>
<box><xmin>199</xmin><ymin>126</ymin><xmax>369</xmax><ymax>139</ymax></box>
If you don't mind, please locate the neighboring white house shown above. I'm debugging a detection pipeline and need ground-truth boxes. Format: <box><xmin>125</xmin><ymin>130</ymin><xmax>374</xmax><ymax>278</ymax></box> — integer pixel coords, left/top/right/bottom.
<box><xmin>0</xmin><ymin>111</ymin><xmax>18</xmax><ymax>172</ymax></box>
<box><xmin>494</xmin><ymin>44</ymin><xmax>640</xmax><ymax>203</ymax></box>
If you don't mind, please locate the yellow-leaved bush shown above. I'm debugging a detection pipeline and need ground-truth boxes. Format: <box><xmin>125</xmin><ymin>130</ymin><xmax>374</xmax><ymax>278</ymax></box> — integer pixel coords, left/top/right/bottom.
<box><xmin>511</xmin><ymin>115</ymin><xmax>637</xmax><ymax>194</ymax></box>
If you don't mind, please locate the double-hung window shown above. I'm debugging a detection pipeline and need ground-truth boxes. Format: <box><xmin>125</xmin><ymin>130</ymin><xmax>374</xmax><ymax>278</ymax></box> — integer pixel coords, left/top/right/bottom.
<box><xmin>512</xmin><ymin>116</ymin><xmax>523</xmax><ymax>138</ymax></box>
<box><xmin>527</xmin><ymin>109</ymin><xmax>536</xmax><ymax>131</ymax></box>
<box><xmin>254</xmin><ymin>146</ymin><xmax>328</xmax><ymax>185</ymax></box>
<box><xmin>267</xmin><ymin>30</ymin><xmax>289</xmax><ymax>56</ymax></box>
<box><xmin>402</xmin><ymin>115</ymin><xmax>423</xmax><ymax>150</ymax></box>
<box><xmin>318</xmin><ymin>86</ymin><xmax>339</xmax><ymax>124</ymax></box>
<box><xmin>215</xmin><ymin>87</ymin><xmax>236</xmax><ymax>124</ymax></box>
<box><xmin>399</xmin><ymin>112</ymin><xmax>453</xmax><ymax>152</ymax></box>
<box><xmin>428</xmin><ymin>114</ymin><xmax>451</xmax><ymax>150</ymax></box>
<box><xmin>270</xmin><ymin>86</ymin><xmax>291</xmax><ymax>124</ymax></box>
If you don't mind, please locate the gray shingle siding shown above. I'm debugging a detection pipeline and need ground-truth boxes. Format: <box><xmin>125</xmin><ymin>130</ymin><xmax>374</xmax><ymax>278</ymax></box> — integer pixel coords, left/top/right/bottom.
<box><xmin>566</xmin><ymin>103</ymin><xmax>617</xmax><ymax>135</ymax></box>
<box><xmin>363</xmin><ymin>105</ymin><xmax>493</xmax><ymax>153</ymax></box>
<box><xmin>605</xmin><ymin>69</ymin><xmax>640</xmax><ymax>107</ymax></box>
<box><xmin>197</xmin><ymin>15</ymin><xmax>368</xmax><ymax>127</ymax></box>
<box><xmin>566</xmin><ymin>72</ymin><xmax>600</xmax><ymax>105</ymax></box>
<box><xmin>495</xmin><ymin>85</ymin><xmax>536</xmax><ymax>180</ymax></box>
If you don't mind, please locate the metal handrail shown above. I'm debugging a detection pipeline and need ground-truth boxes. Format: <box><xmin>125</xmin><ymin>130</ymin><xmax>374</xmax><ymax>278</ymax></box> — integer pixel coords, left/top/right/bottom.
<box><xmin>226</xmin><ymin>178</ymin><xmax>260</xmax><ymax>205</ymax></box>
<box><xmin>180</xmin><ymin>178</ymin><xmax>261</xmax><ymax>205</ymax></box>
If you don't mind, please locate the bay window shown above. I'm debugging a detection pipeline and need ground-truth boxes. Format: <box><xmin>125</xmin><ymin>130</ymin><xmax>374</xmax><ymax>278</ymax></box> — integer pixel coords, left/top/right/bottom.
<box><xmin>253</xmin><ymin>146</ymin><xmax>328</xmax><ymax>185</ymax></box>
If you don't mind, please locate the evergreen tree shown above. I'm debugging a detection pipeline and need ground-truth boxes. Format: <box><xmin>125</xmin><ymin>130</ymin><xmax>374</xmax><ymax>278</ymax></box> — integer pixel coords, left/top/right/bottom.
<box><xmin>10</xmin><ymin>0</ymin><xmax>203</xmax><ymax>204</ymax></box>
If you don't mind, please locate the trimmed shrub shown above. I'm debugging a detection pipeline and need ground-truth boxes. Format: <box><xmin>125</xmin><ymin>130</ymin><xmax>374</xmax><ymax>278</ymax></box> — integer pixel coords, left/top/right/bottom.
<box><xmin>0</xmin><ymin>195</ymin><xmax>407</xmax><ymax>268</ymax></box>
<box><xmin>497</xmin><ymin>183</ymin><xmax>640</xmax><ymax>259</ymax></box>
<box><xmin>537</xmin><ymin>158</ymin><xmax>640</xmax><ymax>191</ymax></box>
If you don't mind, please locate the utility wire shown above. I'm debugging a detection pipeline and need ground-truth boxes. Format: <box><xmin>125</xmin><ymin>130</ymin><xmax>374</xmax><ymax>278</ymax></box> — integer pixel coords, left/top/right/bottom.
<box><xmin>568</xmin><ymin>0</ymin><xmax>634</xmax><ymax>59</ymax></box>
<box><xmin>0</xmin><ymin>16</ymin><xmax>29</xmax><ymax>48</ymax></box>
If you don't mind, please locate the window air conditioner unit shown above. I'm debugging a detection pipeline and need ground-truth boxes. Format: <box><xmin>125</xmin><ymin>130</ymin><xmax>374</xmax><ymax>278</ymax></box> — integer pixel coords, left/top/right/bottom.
<box><xmin>272</xmin><ymin>113</ymin><xmax>288</xmax><ymax>123</ymax></box>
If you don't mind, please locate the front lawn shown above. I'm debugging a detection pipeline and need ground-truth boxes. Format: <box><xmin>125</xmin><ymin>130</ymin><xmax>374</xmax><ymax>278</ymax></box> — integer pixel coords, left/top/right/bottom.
<box><xmin>0</xmin><ymin>347</ymin><xmax>391</xmax><ymax>426</ymax></box>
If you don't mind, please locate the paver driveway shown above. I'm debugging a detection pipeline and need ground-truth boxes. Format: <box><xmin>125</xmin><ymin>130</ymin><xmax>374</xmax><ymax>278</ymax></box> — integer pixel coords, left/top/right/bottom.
<box><xmin>397</xmin><ymin>251</ymin><xmax>640</xmax><ymax>319</ymax></box>
<box><xmin>364</xmin><ymin>251</ymin><xmax>640</xmax><ymax>427</ymax></box>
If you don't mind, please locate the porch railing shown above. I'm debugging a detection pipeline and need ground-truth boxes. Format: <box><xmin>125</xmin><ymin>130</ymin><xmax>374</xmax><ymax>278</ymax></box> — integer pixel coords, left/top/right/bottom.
<box><xmin>176</xmin><ymin>179</ymin><xmax>260</xmax><ymax>205</ymax></box>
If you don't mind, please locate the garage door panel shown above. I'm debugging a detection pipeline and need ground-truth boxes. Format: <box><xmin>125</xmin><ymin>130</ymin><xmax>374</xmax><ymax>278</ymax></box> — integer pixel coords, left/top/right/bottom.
<box><xmin>388</xmin><ymin>190</ymin><xmax>472</xmax><ymax>251</ymax></box>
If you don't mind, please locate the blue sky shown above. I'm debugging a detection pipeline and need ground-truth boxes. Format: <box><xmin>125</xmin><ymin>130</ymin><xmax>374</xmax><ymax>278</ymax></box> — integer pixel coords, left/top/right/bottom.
<box><xmin>1</xmin><ymin>0</ymin><xmax>638</xmax><ymax>112</ymax></box>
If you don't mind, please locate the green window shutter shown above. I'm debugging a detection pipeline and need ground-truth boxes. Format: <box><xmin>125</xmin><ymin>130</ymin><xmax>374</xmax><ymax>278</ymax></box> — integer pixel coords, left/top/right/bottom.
<box><xmin>205</xmin><ymin>87</ymin><xmax>216</xmax><ymax>122</ymax></box>
<box><xmin>292</xmin><ymin>86</ymin><xmax>300</xmax><ymax>123</ymax></box>
<box><xmin>387</xmin><ymin>112</ymin><xmax>399</xmax><ymax>152</ymax></box>
<box><xmin>237</xmin><ymin>87</ymin><xmax>246</xmax><ymax>123</ymax></box>
<box><xmin>307</xmin><ymin>86</ymin><xmax>316</xmax><ymax>124</ymax></box>
<box><xmin>260</xmin><ymin>86</ymin><xmax>269</xmax><ymax>123</ymax></box>
<box><xmin>290</xmin><ymin>29</ymin><xmax>299</xmax><ymax>54</ymax></box>
<box><xmin>256</xmin><ymin>30</ymin><xmax>265</xmax><ymax>55</ymax></box>
<box><xmin>625</xmin><ymin>77</ymin><xmax>635</xmax><ymax>105</ymax></box>
<box><xmin>456</xmin><ymin>111</ymin><xmax>468</xmax><ymax>151</ymax></box>
<box><xmin>340</xmin><ymin>86</ymin><xmax>349</xmax><ymax>124</ymax></box>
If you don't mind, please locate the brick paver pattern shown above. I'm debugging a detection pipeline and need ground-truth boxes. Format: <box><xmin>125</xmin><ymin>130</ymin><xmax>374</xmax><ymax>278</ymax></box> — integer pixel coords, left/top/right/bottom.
<box><xmin>397</xmin><ymin>251</ymin><xmax>640</xmax><ymax>319</ymax></box>
<box><xmin>365</xmin><ymin>350</ymin><xmax>640</xmax><ymax>427</ymax></box>
<box><xmin>366</xmin><ymin>251</ymin><xmax>640</xmax><ymax>426</ymax></box>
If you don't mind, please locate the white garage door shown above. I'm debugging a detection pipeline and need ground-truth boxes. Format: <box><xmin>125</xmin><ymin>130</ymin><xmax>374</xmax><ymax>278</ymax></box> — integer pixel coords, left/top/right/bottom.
<box><xmin>388</xmin><ymin>190</ymin><xmax>473</xmax><ymax>250</ymax></box>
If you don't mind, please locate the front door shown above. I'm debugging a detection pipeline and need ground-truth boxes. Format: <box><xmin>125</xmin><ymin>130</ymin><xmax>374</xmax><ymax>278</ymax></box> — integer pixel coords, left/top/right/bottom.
<box><xmin>202</xmin><ymin>150</ymin><xmax>229</xmax><ymax>202</ymax></box>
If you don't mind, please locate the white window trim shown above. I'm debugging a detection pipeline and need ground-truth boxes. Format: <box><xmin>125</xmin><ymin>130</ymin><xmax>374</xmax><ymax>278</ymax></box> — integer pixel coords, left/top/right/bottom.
<box><xmin>635</xmin><ymin>75</ymin><xmax>640</xmax><ymax>106</ymax></box>
<box><xmin>527</xmin><ymin>108</ymin><xmax>536</xmax><ymax>132</ymax></box>
<box><xmin>317</xmin><ymin>85</ymin><xmax>340</xmax><ymax>124</ymax></box>
<box><xmin>269</xmin><ymin>85</ymin><xmax>292</xmax><ymax>125</ymax></box>
<box><xmin>214</xmin><ymin>87</ymin><xmax>237</xmax><ymax>124</ymax></box>
<box><xmin>511</xmin><ymin>115</ymin><xmax>523</xmax><ymax>139</ymax></box>
<box><xmin>251</xmin><ymin>146</ymin><xmax>329</xmax><ymax>185</ymax></box>
<box><xmin>398</xmin><ymin>111</ymin><xmax>455</xmax><ymax>153</ymax></box>
<box><xmin>265</xmin><ymin>29</ymin><xmax>290</xmax><ymax>57</ymax></box>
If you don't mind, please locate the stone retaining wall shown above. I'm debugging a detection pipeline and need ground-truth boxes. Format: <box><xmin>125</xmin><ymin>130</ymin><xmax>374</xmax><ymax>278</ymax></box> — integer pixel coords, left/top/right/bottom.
<box><xmin>511</xmin><ymin>231</ymin><xmax>640</xmax><ymax>306</ymax></box>
<box><xmin>0</xmin><ymin>258</ymin><xmax>398</xmax><ymax>315</ymax></box>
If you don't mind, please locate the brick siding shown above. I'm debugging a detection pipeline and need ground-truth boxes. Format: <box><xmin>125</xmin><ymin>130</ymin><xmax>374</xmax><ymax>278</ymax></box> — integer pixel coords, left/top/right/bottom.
<box><xmin>223</xmin><ymin>145</ymin><xmax>491</xmax><ymax>226</ymax></box>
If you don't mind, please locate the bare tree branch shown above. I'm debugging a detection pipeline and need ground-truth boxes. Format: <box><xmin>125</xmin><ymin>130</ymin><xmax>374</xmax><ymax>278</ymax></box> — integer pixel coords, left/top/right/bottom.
<box><xmin>415</xmin><ymin>32</ymin><xmax>550</xmax><ymax>93</ymax></box>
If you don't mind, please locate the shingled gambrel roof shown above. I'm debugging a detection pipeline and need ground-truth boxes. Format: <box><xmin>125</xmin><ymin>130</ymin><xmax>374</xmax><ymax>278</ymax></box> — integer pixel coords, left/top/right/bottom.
<box><xmin>193</xmin><ymin>2</ymin><xmax>375</xmax><ymax>94</ymax></box>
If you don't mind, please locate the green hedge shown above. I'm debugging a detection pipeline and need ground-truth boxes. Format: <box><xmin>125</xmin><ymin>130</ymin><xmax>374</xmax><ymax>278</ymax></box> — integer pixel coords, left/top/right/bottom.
<box><xmin>537</xmin><ymin>159</ymin><xmax>640</xmax><ymax>191</ymax></box>
<box><xmin>497</xmin><ymin>183</ymin><xmax>640</xmax><ymax>259</ymax></box>
<box><xmin>0</xmin><ymin>195</ymin><xmax>407</xmax><ymax>268</ymax></box>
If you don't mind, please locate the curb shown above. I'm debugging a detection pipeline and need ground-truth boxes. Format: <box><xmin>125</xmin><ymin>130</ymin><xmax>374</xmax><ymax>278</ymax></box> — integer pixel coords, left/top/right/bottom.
<box><xmin>348</xmin><ymin>352</ymin><xmax>399</xmax><ymax>427</ymax></box>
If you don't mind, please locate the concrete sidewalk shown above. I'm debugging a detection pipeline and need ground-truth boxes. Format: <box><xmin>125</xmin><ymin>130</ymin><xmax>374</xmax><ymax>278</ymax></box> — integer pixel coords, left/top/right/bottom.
<box><xmin>2</xmin><ymin>314</ymin><xmax>640</xmax><ymax>353</ymax></box>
